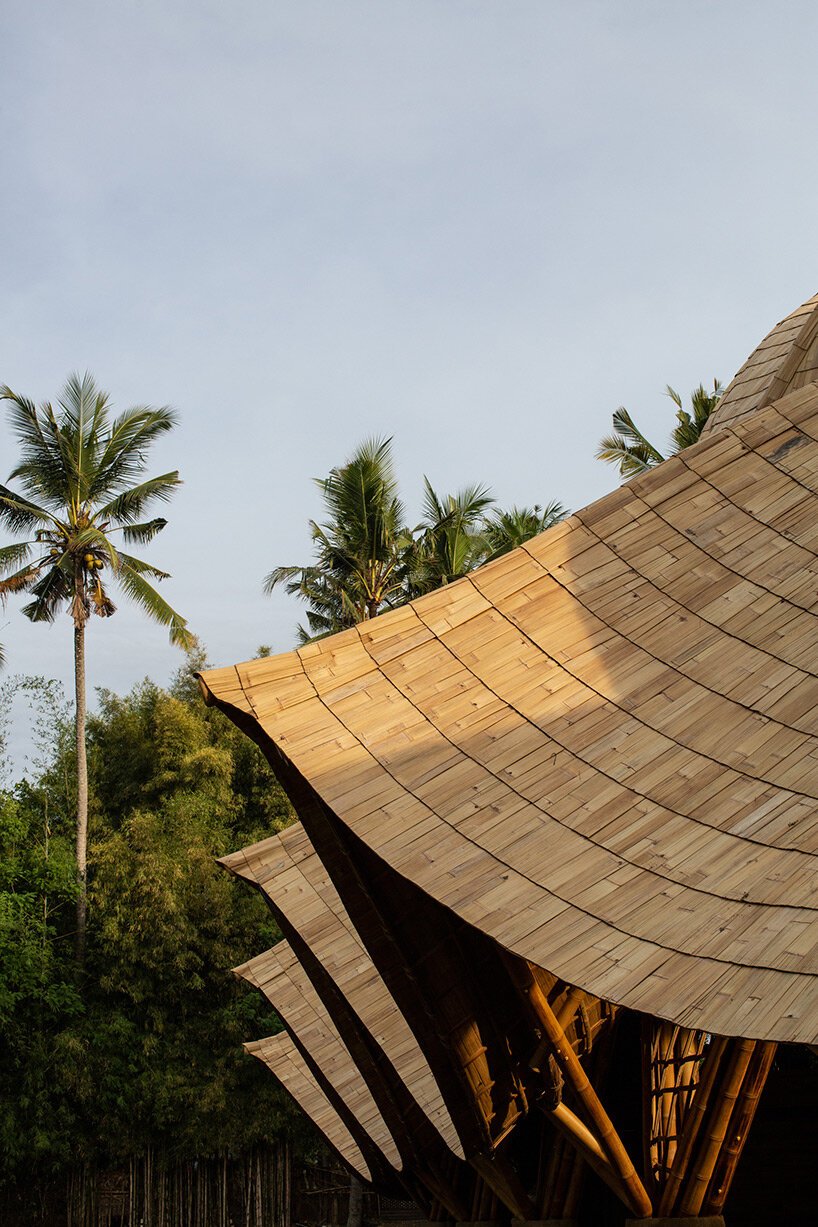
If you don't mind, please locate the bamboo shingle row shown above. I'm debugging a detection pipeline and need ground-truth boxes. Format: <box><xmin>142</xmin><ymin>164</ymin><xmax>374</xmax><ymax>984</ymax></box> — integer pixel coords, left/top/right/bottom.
<box><xmin>246</xmin><ymin>1032</ymin><xmax>372</xmax><ymax>1181</ymax></box>
<box><xmin>236</xmin><ymin>938</ymin><xmax>402</xmax><ymax>1173</ymax></box>
<box><xmin>222</xmin><ymin>825</ymin><xmax>462</xmax><ymax>1159</ymax></box>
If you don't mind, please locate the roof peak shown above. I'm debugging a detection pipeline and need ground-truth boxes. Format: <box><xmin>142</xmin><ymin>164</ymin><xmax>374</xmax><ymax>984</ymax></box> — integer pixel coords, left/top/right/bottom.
<box><xmin>705</xmin><ymin>291</ymin><xmax>818</xmax><ymax>435</ymax></box>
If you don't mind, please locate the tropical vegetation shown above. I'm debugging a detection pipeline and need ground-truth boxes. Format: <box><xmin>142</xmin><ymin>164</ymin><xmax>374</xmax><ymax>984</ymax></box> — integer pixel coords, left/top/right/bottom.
<box><xmin>267</xmin><ymin>437</ymin><xmax>568</xmax><ymax>640</ymax></box>
<box><xmin>596</xmin><ymin>380</ymin><xmax>723</xmax><ymax>479</ymax></box>
<box><xmin>0</xmin><ymin>374</ymin><xmax>192</xmax><ymax>958</ymax></box>
<box><xmin>0</xmin><ymin>663</ymin><xmax>302</xmax><ymax>1219</ymax></box>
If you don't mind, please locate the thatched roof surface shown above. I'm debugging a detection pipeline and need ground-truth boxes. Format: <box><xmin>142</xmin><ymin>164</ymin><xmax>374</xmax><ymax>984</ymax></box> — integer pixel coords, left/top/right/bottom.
<box><xmin>203</xmin><ymin>296</ymin><xmax>818</xmax><ymax>1045</ymax></box>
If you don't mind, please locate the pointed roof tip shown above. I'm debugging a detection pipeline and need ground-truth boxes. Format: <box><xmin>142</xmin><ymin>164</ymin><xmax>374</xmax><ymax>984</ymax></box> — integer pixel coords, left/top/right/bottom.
<box><xmin>217</xmin><ymin>847</ymin><xmax>252</xmax><ymax>877</ymax></box>
<box><xmin>195</xmin><ymin>663</ymin><xmax>255</xmax><ymax>717</ymax></box>
<box><xmin>193</xmin><ymin>672</ymin><xmax>213</xmax><ymax>706</ymax></box>
<box><xmin>706</xmin><ymin>289</ymin><xmax>818</xmax><ymax>436</ymax></box>
<box><xmin>232</xmin><ymin>958</ymin><xmax>256</xmax><ymax>982</ymax></box>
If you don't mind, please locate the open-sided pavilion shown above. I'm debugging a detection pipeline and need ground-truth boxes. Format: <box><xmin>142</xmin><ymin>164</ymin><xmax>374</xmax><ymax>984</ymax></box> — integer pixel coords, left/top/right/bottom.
<box><xmin>198</xmin><ymin>294</ymin><xmax>818</xmax><ymax>1225</ymax></box>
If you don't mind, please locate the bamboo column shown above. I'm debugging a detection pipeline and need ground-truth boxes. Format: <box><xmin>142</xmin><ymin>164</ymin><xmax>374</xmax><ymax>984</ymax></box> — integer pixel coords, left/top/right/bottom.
<box><xmin>505</xmin><ymin>957</ymin><xmax>652</xmax><ymax>1218</ymax></box>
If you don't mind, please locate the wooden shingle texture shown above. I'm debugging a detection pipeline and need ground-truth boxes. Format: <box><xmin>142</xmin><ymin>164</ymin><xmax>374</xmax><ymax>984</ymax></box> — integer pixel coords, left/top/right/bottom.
<box><xmin>704</xmin><ymin>292</ymin><xmax>818</xmax><ymax>434</ymax></box>
<box><xmin>246</xmin><ymin>1032</ymin><xmax>372</xmax><ymax>1181</ymax></box>
<box><xmin>235</xmin><ymin>938</ymin><xmax>402</xmax><ymax>1171</ymax></box>
<box><xmin>202</xmin><ymin>296</ymin><xmax>818</xmax><ymax>1047</ymax></box>
<box><xmin>222</xmin><ymin>823</ymin><xmax>463</xmax><ymax>1158</ymax></box>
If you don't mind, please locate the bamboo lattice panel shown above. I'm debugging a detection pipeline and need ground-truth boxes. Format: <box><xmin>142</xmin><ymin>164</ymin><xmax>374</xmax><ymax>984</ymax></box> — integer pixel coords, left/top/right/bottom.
<box><xmin>223</xmin><ymin>823</ymin><xmax>463</xmax><ymax>1157</ymax></box>
<box><xmin>246</xmin><ymin>1031</ymin><xmax>372</xmax><ymax>1180</ymax></box>
<box><xmin>203</xmin><ymin>308</ymin><xmax>818</xmax><ymax>1046</ymax></box>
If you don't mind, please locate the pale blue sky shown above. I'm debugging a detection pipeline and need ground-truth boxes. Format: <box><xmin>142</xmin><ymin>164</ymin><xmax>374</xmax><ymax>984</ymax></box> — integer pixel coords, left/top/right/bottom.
<box><xmin>1</xmin><ymin>0</ymin><xmax>817</xmax><ymax>750</ymax></box>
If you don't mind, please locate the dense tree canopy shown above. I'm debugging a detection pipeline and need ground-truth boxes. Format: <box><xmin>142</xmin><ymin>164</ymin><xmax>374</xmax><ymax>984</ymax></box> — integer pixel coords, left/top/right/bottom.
<box><xmin>0</xmin><ymin>662</ymin><xmax>302</xmax><ymax>1192</ymax></box>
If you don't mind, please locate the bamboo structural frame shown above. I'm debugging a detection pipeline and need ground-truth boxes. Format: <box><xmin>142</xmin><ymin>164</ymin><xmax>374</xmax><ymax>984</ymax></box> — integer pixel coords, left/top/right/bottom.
<box><xmin>200</xmin><ymin>294</ymin><xmax>818</xmax><ymax>1221</ymax></box>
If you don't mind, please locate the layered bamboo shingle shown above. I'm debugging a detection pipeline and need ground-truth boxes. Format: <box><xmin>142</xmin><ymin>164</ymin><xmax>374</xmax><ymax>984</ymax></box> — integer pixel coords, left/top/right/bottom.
<box><xmin>246</xmin><ymin>1032</ymin><xmax>372</xmax><ymax>1181</ymax></box>
<box><xmin>222</xmin><ymin>824</ymin><xmax>462</xmax><ymax>1159</ymax></box>
<box><xmin>236</xmin><ymin>938</ymin><xmax>402</xmax><ymax>1174</ymax></box>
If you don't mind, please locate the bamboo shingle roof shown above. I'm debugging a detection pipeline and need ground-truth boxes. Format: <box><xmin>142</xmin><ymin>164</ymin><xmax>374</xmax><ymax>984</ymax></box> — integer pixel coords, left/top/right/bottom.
<box><xmin>704</xmin><ymin>292</ymin><xmax>818</xmax><ymax>434</ymax></box>
<box><xmin>222</xmin><ymin>823</ymin><xmax>463</xmax><ymax>1158</ymax></box>
<box><xmin>203</xmin><ymin>295</ymin><xmax>818</xmax><ymax>1049</ymax></box>
<box><xmin>246</xmin><ymin>1032</ymin><xmax>372</xmax><ymax>1180</ymax></box>
<box><xmin>235</xmin><ymin>938</ymin><xmax>402</xmax><ymax>1172</ymax></box>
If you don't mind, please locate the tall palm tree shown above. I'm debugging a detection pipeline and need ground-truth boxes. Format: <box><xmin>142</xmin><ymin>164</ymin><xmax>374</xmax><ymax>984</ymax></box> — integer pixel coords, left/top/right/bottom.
<box><xmin>0</xmin><ymin>373</ymin><xmax>191</xmax><ymax>958</ymax></box>
<box><xmin>264</xmin><ymin>437</ymin><xmax>411</xmax><ymax>641</ymax></box>
<box><xmin>596</xmin><ymin>380</ymin><xmax>722</xmax><ymax>479</ymax></box>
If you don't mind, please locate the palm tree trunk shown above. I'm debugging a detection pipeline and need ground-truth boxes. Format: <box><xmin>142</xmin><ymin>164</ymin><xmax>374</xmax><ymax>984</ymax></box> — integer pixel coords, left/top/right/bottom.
<box><xmin>74</xmin><ymin>615</ymin><xmax>88</xmax><ymax>963</ymax></box>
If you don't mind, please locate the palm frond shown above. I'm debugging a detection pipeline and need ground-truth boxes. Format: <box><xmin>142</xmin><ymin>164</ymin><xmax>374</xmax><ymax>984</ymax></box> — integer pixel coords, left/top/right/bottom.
<box><xmin>118</xmin><ymin>518</ymin><xmax>169</xmax><ymax>546</ymax></box>
<box><xmin>671</xmin><ymin>379</ymin><xmax>723</xmax><ymax>452</ymax></box>
<box><xmin>609</xmin><ymin>408</ymin><xmax>665</xmax><ymax>462</ymax></box>
<box><xmin>596</xmin><ymin>406</ymin><xmax>665</xmax><ymax>479</ymax></box>
<box><xmin>263</xmin><ymin>564</ymin><xmax>303</xmax><ymax>596</ymax></box>
<box><xmin>89</xmin><ymin>575</ymin><xmax>116</xmax><ymax>618</ymax></box>
<box><xmin>482</xmin><ymin>501</ymin><xmax>568</xmax><ymax>561</ymax></box>
<box><xmin>97</xmin><ymin>472</ymin><xmax>181</xmax><ymax>524</ymax></box>
<box><xmin>115</xmin><ymin>559</ymin><xmax>192</xmax><ymax>648</ymax></box>
<box><xmin>19</xmin><ymin>564</ymin><xmax>72</xmax><ymax>624</ymax></box>
<box><xmin>89</xmin><ymin>406</ymin><xmax>179</xmax><ymax>499</ymax></box>
<box><xmin>0</xmin><ymin>485</ymin><xmax>56</xmax><ymax>533</ymax></box>
<box><xmin>116</xmin><ymin>550</ymin><xmax>170</xmax><ymax>581</ymax></box>
<box><xmin>0</xmin><ymin>540</ymin><xmax>35</xmax><ymax>576</ymax></box>
<box><xmin>0</xmin><ymin>389</ymin><xmax>71</xmax><ymax>508</ymax></box>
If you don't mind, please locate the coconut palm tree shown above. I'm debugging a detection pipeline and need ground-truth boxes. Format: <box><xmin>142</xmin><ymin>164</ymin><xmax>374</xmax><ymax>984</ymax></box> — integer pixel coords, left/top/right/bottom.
<box><xmin>406</xmin><ymin>479</ymin><xmax>494</xmax><ymax>597</ymax></box>
<box><xmin>481</xmin><ymin>500</ymin><xmax>568</xmax><ymax>562</ymax></box>
<box><xmin>0</xmin><ymin>373</ymin><xmax>191</xmax><ymax>959</ymax></box>
<box><xmin>264</xmin><ymin>437</ymin><xmax>412</xmax><ymax>641</ymax></box>
<box><xmin>596</xmin><ymin>380</ymin><xmax>723</xmax><ymax>479</ymax></box>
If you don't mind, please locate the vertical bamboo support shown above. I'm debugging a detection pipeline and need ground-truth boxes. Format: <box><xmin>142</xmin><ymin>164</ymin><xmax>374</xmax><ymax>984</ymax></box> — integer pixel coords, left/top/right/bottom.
<box><xmin>703</xmin><ymin>1041</ymin><xmax>777</xmax><ymax>1214</ymax></box>
<box><xmin>538</xmin><ymin>1121</ymin><xmax>562</xmax><ymax>1218</ymax></box>
<box><xmin>678</xmin><ymin>1037</ymin><xmax>756</xmax><ymax>1216</ymax></box>
<box><xmin>640</xmin><ymin>1016</ymin><xmax>654</xmax><ymax>1193</ymax></box>
<box><xmin>658</xmin><ymin>1034</ymin><xmax>727</xmax><ymax>1216</ymax></box>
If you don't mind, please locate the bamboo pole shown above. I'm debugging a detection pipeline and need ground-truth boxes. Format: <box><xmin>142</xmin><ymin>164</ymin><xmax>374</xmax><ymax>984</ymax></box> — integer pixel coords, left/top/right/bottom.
<box><xmin>507</xmin><ymin>957</ymin><xmax>653</xmax><ymax>1218</ymax></box>
<box><xmin>470</xmin><ymin>1151</ymin><xmax>538</xmax><ymax>1220</ymax></box>
<box><xmin>538</xmin><ymin>1120</ymin><xmax>562</xmax><ymax>1218</ymax></box>
<box><xmin>703</xmin><ymin>1041</ymin><xmax>777</xmax><ymax>1214</ymax></box>
<box><xmin>658</xmin><ymin>1034</ymin><xmax>727</xmax><ymax>1215</ymax></box>
<box><xmin>555</xmin><ymin>985</ymin><xmax>585</xmax><ymax>1031</ymax></box>
<box><xmin>640</xmin><ymin>1016</ymin><xmax>655</xmax><ymax>1194</ymax></box>
<box><xmin>678</xmin><ymin>1037</ymin><xmax>756</xmax><ymax>1216</ymax></box>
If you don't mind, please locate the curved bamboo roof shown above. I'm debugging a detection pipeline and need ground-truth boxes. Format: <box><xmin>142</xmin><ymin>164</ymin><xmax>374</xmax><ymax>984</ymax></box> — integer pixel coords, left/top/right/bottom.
<box><xmin>235</xmin><ymin>938</ymin><xmax>402</xmax><ymax>1171</ymax></box>
<box><xmin>704</xmin><ymin>292</ymin><xmax>818</xmax><ymax>434</ymax></box>
<box><xmin>222</xmin><ymin>823</ymin><xmax>462</xmax><ymax>1157</ymax></box>
<box><xmin>246</xmin><ymin>1032</ymin><xmax>372</xmax><ymax>1181</ymax></box>
<box><xmin>203</xmin><ymin>296</ymin><xmax>818</xmax><ymax>1046</ymax></box>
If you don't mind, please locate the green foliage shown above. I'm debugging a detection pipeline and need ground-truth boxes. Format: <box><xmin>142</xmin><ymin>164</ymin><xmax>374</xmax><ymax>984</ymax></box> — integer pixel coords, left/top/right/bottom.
<box><xmin>265</xmin><ymin>436</ymin><xmax>412</xmax><ymax>640</ymax></box>
<box><xmin>268</xmin><ymin>438</ymin><xmax>568</xmax><ymax>640</ymax></box>
<box><xmin>0</xmin><ymin>667</ymin><xmax>300</xmax><ymax>1185</ymax></box>
<box><xmin>406</xmin><ymin>479</ymin><xmax>494</xmax><ymax>597</ymax></box>
<box><xmin>0</xmin><ymin>372</ymin><xmax>191</xmax><ymax>647</ymax></box>
<box><xmin>0</xmin><ymin>787</ymin><xmax>82</xmax><ymax>1173</ymax></box>
<box><xmin>596</xmin><ymin>380</ymin><xmax>723</xmax><ymax>480</ymax></box>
